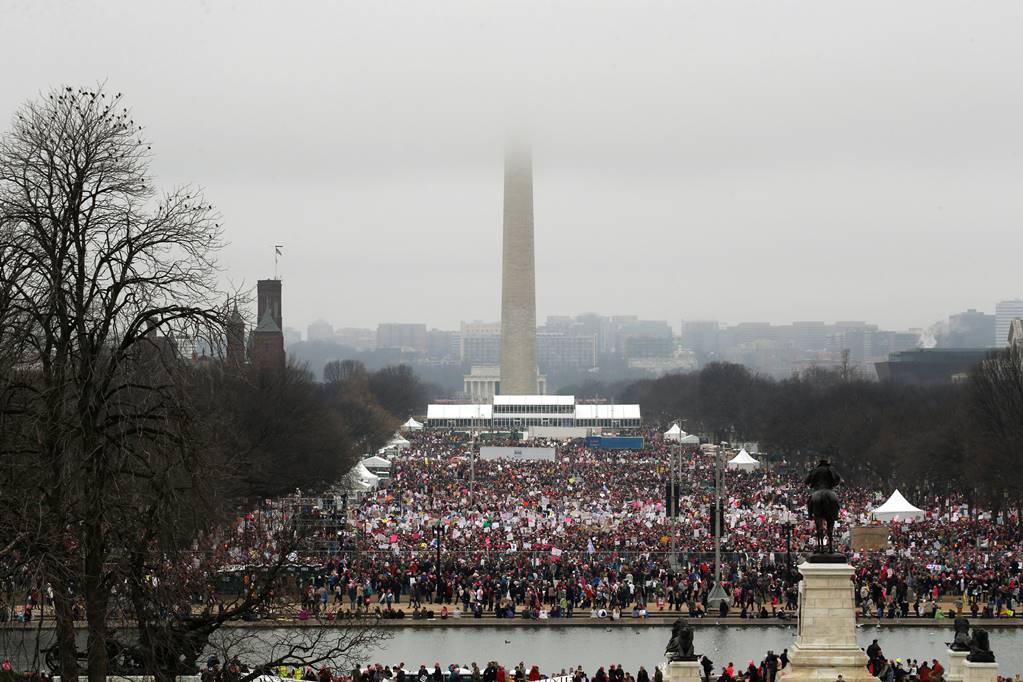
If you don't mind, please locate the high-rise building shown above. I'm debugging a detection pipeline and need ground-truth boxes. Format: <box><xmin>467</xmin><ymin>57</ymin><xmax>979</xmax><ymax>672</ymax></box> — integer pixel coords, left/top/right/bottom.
<box><xmin>458</xmin><ymin>321</ymin><xmax>502</xmax><ymax>365</ymax></box>
<box><xmin>792</xmin><ymin>321</ymin><xmax>828</xmax><ymax>352</ymax></box>
<box><xmin>426</xmin><ymin>329</ymin><xmax>455</xmax><ymax>359</ymax></box>
<box><xmin>537</xmin><ymin>332</ymin><xmax>598</xmax><ymax>370</ymax></box>
<box><xmin>945</xmin><ymin>309</ymin><xmax>995</xmax><ymax>348</ymax></box>
<box><xmin>334</xmin><ymin>327</ymin><xmax>376</xmax><ymax>350</ymax></box>
<box><xmin>733</xmin><ymin>322</ymin><xmax>774</xmax><ymax>346</ymax></box>
<box><xmin>307</xmin><ymin>319</ymin><xmax>334</xmax><ymax>342</ymax></box>
<box><xmin>680</xmin><ymin>320</ymin><xmax>720</xmax><ymax>356</ymax></box>
<box><xmin>995</xmin><ymin>299</ymin><xmax>1023</xmax><ymax>346</ymax></box>
<box><xmin>499</xmin><ymin>145</ymin><xmax>538</xmax><ymax>394</ymax></box>
<box><xmin>376</xmin><ymin>323</ymin><xmax>427</xmax><ymax>351</ymax></box>
<box><xmin>575</xmin><ymin>313</ymin><xmax>612</xmax><ymax>354</ymax></box>
<box><xmin>624</xmin><ymin>335</ymin><xmax>675</xmax><ymax>359</ymax></box>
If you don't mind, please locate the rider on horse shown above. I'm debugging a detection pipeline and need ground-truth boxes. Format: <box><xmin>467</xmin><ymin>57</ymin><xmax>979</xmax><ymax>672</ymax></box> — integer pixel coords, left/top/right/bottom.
<box><xmin>805</xmin><ymin>458</ymin><xmax>842</xmax><ymax>493</ymax></box>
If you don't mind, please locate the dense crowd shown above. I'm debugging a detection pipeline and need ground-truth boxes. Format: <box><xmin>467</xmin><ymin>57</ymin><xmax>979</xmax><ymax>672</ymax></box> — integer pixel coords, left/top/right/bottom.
<box><xmin>235</xmin><ymin>427</ymin><xmax>1022</xmax><ymax>623</ymax></box>
<box><xmin>4</xmin><ymin>427</ymin><xmax>1022</xmax><ymax>628</ymax></box>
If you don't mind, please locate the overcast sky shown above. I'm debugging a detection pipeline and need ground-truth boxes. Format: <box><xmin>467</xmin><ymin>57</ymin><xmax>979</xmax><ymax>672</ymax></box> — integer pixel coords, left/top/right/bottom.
<box><xmin>4</xmin><ymin>0</ymin><xmax>1023</xmax><ymax>333</ymax></box>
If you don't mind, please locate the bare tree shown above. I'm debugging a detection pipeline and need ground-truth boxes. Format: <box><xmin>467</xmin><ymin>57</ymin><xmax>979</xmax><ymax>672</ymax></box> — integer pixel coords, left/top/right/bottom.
<box><xmin>963</xmin><ymin>345</ymin><xmax>1023</xmax><ymax>519</ymax></box>
<box><xmin>0</xmin><ymin>85</ymin><xmax>227</xmax><ymax>682</ymax></box>
<box><xmin>0</xmin><ymin>86</ymin><xmax>385</xmax><ymax>682</ymax></box>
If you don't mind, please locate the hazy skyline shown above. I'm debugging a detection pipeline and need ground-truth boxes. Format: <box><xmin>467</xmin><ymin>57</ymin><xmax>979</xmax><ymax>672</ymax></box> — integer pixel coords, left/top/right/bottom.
<box><xmin>4</xmin><ymin>1</ymin><xmax>1023</xmax><ymax>332</ymax></box>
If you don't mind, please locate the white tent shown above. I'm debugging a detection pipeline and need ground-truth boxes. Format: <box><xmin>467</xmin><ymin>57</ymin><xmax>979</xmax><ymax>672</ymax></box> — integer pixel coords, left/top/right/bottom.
<box><xmin>727</xmin><ymin>448</ymin><xmax>761</xmax><ymax>471</ymax></box>
<box><xmin>361</xmin><ymin>455</ymin><xmax>392</xmax><ymax>470</ymax></box>
<box><xmin>871</xmin><ymin>489</ymin><xmax>926</xmax><ymax>522</ymax></box>
<box><xmin>402</xmin><ymin>417</ymin><xmax>423</xmax><ymax>431</ymax></box>
<box><xmin>345</xmin><ymin>462</ymin><xmax>380</xmax><ymax>492</ymax></box>
<box><xmin>680</xmin><ymin>434</ymin><xmax>701</xmax><ymax>445</ymax></box>
<box><xmin>382</xmin><ymin>434</ymin><xmax>411</xmax><ymax>451</ymax></box>
<box><xmin>664</xmin><ymin>423</ymin><xmax>686</xmax><ymax>442</ymax></box>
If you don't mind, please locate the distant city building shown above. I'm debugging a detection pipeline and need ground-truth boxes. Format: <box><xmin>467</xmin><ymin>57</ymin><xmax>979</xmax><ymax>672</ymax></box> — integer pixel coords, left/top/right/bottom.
<box><xmin>1009</xmin><ymin>319</ymin><xmax>1023</xmax><ymax>347</ymax></box>
<box><xmin>995</xmin><ymin>300</ymin><xmax>1023</xmax><ymax>346</ymax></box>
<box><xmin>282</xmin><ymin>326</ymin><xmax>301</xmax><ymax>346</ymax></box>
<box><xmin>944</xmin><ymin>309</ymin><xmax>995</xmax><ymax>348</ymax></box>
<box><xmin>875</xmin><ymin>348</ymin><xmax>989</xmax><ymax>384</ymax></box>
<box><xmin>680</xmin><ymin>320</ymin><xmax>720</xmax><ymax>356</ymax></box>
<box><xmin>463</xmin><ymin>365</ymin><xmax>546</xmax><ymax>402</ymax></box>
<box><xmin>376</xmin><ymin>323</ymin><xmax>427</xmax><ymax>352</ymax></box>
<box><xmin>574</xmin><ymin>313</ymin><xmax>613</xmax><ymax>354</ymax></box>
<box><xmin>623</xmin><ymin>335</ymin><xmax>674</xmax><ymax>359</ymax></box>
<box><xmin>307</xmin><ymin>319</ymin><xmax>334</xmax><ymax>342</ymax></box>
<box><xmin>792</xmin><ymin>321</ymin><xmax>828</xmax><ymax>351</ymax></box>
<box><xmin>536</xmin><ymin>332</ymin><xmax>598</xmax><ymax>370</ymax></box>
<box><xmin>456</xmin><ymin>321</ymin><xmax>500</xmax><ymax>364</ymax></box>
<box><xmin>627</xmin><ymin>353</ymin><xmax>697</xmax><ymax>376</ymax></box>
<box><xmin>732</xmin><ymin>322</ymin><xmax>775</xmax><ymax>346</ymax></box>
<box><xmin>827</xmin><ymin>323</ymin><xmax>878</xmax><ymax>364</ymax></box>
<box><xmin>426</xmin><ymin>329</ymin><xmax>455</xmax><ymax>359</ymax></box>
<box><xmin>872</xmin><ymin>330</ymin><xmax>919</xmax><ymax>358</ymax></box>
<box><xmin>334</xmin><ymin>327</ymin><xmax>376</xmax><ymax>350</ymax></box>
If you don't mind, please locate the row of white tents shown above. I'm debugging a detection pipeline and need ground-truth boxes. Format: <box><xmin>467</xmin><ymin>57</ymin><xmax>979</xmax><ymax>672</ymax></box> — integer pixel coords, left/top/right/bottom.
<box><xmin>665</xmin><ymin>424</ymin><xmax>926</xmax><ymax>522</ymax></box>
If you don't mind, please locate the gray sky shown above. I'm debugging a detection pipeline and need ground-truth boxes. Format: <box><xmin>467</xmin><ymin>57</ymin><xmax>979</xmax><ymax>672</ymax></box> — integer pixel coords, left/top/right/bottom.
<box><xmin>4</xmin><ymin>0</ymin><xmax>1023</xmax><ymax>333</ymax></box>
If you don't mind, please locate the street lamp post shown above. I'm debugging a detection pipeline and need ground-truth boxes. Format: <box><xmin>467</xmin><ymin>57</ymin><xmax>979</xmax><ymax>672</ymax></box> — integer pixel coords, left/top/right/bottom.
<box><xmin>669</xmin><ymin>444</ymin><xmax>678</xmax><ymax>568</ymax></box>
<box><xmin>434</xmin><ymin>522</ymin><xmax>444</xmax><ymax>603</ymax></box>
<box><xmin>707</xmin><ymin>442</ymin><xmax>732</xmax><ymax>610</ymax></box>
<box><xmin>470</xmin><ymin>412</ymin><xmax>476</xmax><ymax>500</ymax></box>
<box><xmin>780</xmin><ymin>509</ymin><xmax>796</xmax><ymax>583</ymax></box>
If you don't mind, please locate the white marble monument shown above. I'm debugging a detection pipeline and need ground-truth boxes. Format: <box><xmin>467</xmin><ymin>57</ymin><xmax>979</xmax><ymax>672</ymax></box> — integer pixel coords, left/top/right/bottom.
<box><xmin>499</xmin><ymin>145</ymin><xmax>538</xmax><ymax>395</ymax></box>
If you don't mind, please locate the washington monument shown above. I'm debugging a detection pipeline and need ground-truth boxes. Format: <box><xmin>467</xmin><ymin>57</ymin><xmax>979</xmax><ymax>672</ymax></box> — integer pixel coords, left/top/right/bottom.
<box><xmin>499</xmin><ymin>145</ymin><xmax>538</xmax><ymax>395</ymax></box>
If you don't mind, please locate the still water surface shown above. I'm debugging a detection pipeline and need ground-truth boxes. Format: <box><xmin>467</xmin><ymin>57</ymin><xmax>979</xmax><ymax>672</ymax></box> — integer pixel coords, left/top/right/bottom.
<box><xmin>361</xmin><ymin>626</ymin><xmax>1023</xmax><ymax>675</ymax></box>
<box><xmin>3</xmin><ymin>626</ymin><xmax>1021</xmax><ymax>675</ymax></box>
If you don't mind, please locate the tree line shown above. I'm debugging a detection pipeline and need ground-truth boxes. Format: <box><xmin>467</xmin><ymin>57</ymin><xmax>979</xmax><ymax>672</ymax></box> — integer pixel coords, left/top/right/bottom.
<box><xmin>619</xmin><ymin>355</ymin><xmax>1023</xmax><ymax>520</ymax></box>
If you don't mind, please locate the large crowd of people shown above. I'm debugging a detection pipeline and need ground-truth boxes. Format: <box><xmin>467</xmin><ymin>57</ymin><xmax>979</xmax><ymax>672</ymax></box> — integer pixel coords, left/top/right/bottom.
<box><xmin>233</xmin><ymin>427</ymin><xmax>1021</xmax><ymax>624</ymax></box>
<box><xmin>3</xmin><ymin>426</ymin><xmax>1023</xmax><ymax>679</ymax></box>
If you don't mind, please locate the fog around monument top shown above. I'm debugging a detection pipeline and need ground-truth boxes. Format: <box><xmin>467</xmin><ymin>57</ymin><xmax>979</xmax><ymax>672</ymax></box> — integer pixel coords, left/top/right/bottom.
<box><xmin>3</xmin><ymin>0</ymin><xmax>1023</xmax><ymax>331</ymax></box>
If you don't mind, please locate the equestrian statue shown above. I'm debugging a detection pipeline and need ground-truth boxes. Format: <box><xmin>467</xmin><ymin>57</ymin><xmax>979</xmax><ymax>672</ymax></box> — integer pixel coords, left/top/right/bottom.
<box><xmin>805</xmin><ymin>458</ymin><xmax>842</xmax><ymax>555</ymax></box>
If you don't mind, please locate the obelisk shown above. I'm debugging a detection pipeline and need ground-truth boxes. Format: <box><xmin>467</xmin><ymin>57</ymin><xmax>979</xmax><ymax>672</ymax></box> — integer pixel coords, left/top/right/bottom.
<box><xmin>499</xmin><ymin>145</ymin><xmax>538</xmax><ymax>395</ymax></box>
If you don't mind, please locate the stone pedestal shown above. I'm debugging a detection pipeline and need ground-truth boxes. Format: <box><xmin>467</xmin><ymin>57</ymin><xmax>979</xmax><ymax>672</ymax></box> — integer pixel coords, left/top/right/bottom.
<box><xmin>962</xmin><ymin>660</ymin><xmax>999</xmax><ymax>682</ymax></box>
<box><xmin>662</xmin><ymin>660</ymin><xmax>703</xmax><ymax>682</ymax></box>
<box><xmin>781</xmin><ymin>561</ymin><xmax>874</xmax><ymax>682</ymax></box>
<box><xmin>945</xmin><ymin>649</ymin><xmax>969</xmax><ymax>682</ymax></box>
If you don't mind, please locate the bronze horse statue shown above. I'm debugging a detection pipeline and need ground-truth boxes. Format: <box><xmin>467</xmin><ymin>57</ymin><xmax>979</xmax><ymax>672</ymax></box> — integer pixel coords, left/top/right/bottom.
<box><xmin>805</xmin><ymin>459</ymin><xmax>842</xmax><ymax>554</ymax></box>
